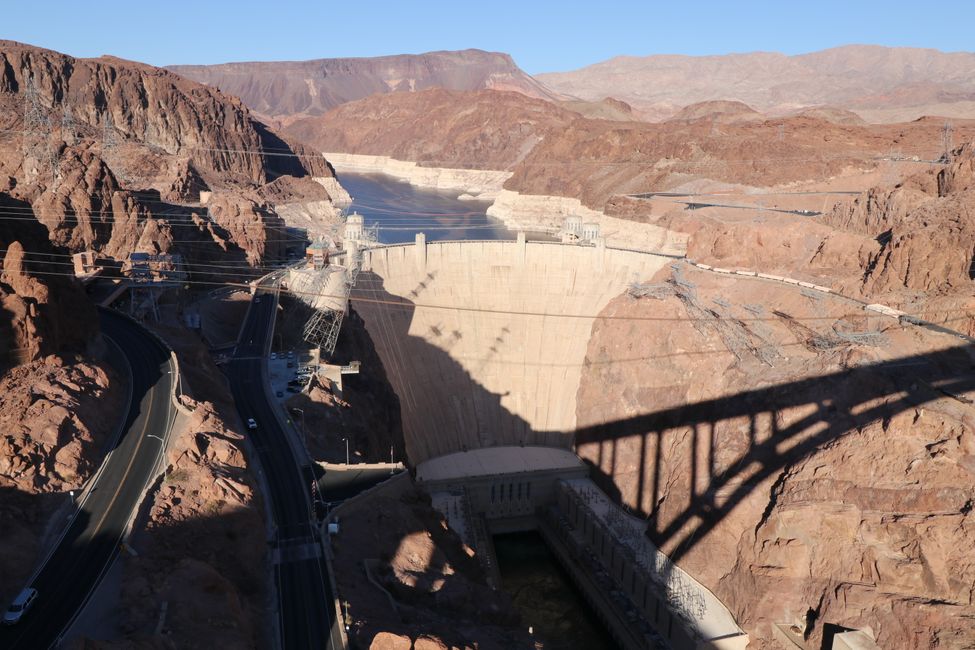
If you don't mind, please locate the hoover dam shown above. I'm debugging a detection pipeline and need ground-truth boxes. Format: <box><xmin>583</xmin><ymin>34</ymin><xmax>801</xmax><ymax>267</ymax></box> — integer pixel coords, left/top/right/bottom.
<box><xmin>350</xmin><ymin>235</ymin><xmax>674</xmax><ymax>462</ymax></box>
<box><xmin>345</xmin><ymin>234</ymin><xmax>749</xmax><ymax>649</ymax></box>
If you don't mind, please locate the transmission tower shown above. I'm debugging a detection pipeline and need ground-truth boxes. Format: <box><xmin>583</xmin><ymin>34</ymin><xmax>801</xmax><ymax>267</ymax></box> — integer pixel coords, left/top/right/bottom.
<box><xmin>61</xmin><ymin>104</ymin><xmax>77</xmax><ymax>146</ymax></box>
<box><xmin>102</xmin><ymin>113</ymin><xmax>118</xmax><ymax>150</ymax></box>
<box><xmin>941</xmin><ymin>121</ymin><xmax>954</xmax><ymax>163</ymax></box>
<box><xmin>22</xmin><ymin>78</ymin><xmax>59</xmax><ymax>186</ymax></box>
<box><xmin>23</xmin><ymin>79</ymin><xmax>49</xmax><ymax>135</ymax></box>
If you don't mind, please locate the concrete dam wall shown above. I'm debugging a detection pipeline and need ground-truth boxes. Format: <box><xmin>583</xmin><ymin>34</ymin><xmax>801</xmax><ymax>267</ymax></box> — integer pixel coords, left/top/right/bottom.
<box><xmin>351</xmin><ymin>238</ymin><xmax>672</xmax><ymax>464</ymax></box>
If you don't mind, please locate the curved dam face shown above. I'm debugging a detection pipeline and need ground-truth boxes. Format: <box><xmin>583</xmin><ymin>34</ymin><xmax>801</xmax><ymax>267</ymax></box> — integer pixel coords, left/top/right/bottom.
<box><xmin>351</xmin><ymin>238</ymin><xmax>671</xmax><ymax>464</ymax></box>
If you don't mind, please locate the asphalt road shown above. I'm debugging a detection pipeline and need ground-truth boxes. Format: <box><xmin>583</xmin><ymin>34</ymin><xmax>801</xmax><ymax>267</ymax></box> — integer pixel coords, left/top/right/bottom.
<box><xmin>228</xmin><ymin>279</ymin><xmax>341</xmax><ymax>650</ymax></box>
<box><xmin>0</xmin><ymin>308</ymin><xmax>176</xmax><ymax>649</ymax></box>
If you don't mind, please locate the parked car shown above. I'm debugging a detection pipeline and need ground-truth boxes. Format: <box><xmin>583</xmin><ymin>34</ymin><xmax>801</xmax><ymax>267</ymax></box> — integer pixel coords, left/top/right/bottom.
<box><xmin>276</xmin><ymin>391</ymin><xmax>284</xmax><ymax>398</ymax></box>
<box><xmin>3</xmin><ymin>588</ymin><xmax>38</xmax><ymax>625</ymax></box>
<box><xmin>270</xmin><ymin>352</ymin><xmax>277</xmax><ymax>360</ymax></box>
<box><xmin>246</xmin><ymin>418</ymin><xmax>257</xmax><ymax>429</ymax></box>
<box><xmin>286</xmin><ymin>361</ymin><xmax>294</xmax><ymax>368</ymax></box>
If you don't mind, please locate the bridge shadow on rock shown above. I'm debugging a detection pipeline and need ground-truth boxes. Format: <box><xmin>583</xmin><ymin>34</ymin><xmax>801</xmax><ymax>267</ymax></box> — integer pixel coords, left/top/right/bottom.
<box><xmin>574</xmin><ymin>341</ymin><xmax>975</xmax><ymax>562</ymax></box>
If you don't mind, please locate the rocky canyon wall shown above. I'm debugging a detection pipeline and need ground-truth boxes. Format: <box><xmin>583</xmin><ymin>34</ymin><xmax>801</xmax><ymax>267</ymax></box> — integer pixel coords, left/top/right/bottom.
<box><xmin>575</xmin><ymin>264</ymin><xmax>975</xmax><ymax>649</ymax></box>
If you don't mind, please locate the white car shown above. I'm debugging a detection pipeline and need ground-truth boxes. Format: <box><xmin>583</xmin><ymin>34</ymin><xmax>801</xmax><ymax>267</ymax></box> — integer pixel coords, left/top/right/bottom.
<box><xmin>270</xmin><ymin>352</ymin><xmax>277</xmax><ymax>360</ymax></box>
<box><xmin>247</xmin><ymin>418</ymin><xmax>257</xmax><ymax>430</ymax></box>
<box><xmin>3</xmin><ymin>588</ymin><xmax>38</xmax><ymax>625</ymax></box>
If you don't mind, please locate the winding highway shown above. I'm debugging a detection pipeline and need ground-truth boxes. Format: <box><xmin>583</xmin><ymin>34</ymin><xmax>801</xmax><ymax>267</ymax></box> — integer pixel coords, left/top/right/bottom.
<box><xmin>228</xmin><ymin>277</ymin><xmax>341</xmax><ymax>650</ymax></box>
<box><xmin>0</xmin><ymin>308</ymin><xmax>177</xmax><ymax>649</ymax></box>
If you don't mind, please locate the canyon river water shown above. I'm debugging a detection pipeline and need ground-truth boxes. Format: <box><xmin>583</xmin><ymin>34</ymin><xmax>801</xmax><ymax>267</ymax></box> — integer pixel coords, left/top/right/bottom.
<box><xmin>494</xmin><ymin>532</ymin><xmax>615</xmax><ymax>649</ymax></box>
<box><xmin>340</xmin><ymin>172</ymin><xmax>528</xmax><ymax>243</ymax></box>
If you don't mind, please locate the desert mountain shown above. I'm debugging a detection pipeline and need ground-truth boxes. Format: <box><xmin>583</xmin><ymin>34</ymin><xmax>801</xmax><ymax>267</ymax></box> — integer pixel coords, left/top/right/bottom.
<box><xmin>168</xmin><ymin>49</ymin><xmax>561</xmax><ymax>120</ymax></box>
<box><xmin>537</xmin><ymin>45</ymin><xmax>975</xmax><ymax>122</ymax></box>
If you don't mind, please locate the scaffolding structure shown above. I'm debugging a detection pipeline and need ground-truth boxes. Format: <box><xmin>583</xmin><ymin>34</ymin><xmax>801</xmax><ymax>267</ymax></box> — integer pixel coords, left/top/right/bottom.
<box><xmin>286</xmin><ymin>263</ymin><xmax>351</xmax><ymax>358</ymax></box>
<box><xmin>124</xmin><ymin>252</ymin><xmax>187</xmax><ymax>321</ymax></box>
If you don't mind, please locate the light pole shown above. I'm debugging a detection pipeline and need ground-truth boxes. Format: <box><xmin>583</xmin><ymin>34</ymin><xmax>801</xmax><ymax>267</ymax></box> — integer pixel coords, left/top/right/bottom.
<box><xmin>342</xmin><ymin>437</ymin><xmax>350</xmax><ymax>465</ymax></box>
<box><xmin>69</xmin><ymin>490</ymin><xmax>75</xmax><ymax>504</ymax></box>
<box><xmin>293</xmin><ymin>407</ymin><xmax>305</xmax><ymax>436</ymax></box>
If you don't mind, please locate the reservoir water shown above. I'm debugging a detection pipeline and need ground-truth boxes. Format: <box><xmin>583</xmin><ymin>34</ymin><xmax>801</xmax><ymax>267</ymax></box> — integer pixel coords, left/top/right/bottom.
<box><xmin>340</xmin><ymin>172</ymin><xmax>528</xmax><ymax>244</ymax></box>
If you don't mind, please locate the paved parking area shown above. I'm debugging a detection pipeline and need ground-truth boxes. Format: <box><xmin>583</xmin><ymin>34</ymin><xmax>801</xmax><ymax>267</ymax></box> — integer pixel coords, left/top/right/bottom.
<box><xmin>267</xmin><ymin>349</ymin><xmax>319</xmax><ymax>404</ymax></box>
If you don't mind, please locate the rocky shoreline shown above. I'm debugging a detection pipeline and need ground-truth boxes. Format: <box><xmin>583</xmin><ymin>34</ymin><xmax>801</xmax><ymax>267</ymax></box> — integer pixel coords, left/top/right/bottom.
<box><xmin>325</xmin><ymin>152</ymin><xmax>512</xmax><ymax>200</ymax></box>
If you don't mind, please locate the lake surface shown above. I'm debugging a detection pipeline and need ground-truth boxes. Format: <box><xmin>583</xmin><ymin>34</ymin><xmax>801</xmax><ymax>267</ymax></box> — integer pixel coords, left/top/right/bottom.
<box><xmin>340</xmin><ymin>172</ymin><xmax>521</xmax><ymax>244</ymax></box>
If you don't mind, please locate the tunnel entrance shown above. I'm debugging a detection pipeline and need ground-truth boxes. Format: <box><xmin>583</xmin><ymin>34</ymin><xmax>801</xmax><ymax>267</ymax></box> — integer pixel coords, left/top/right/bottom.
<box><xmin>494</xmin><ymin>530</ymin><xmax>617</xmax><ymax>650</ymax></box>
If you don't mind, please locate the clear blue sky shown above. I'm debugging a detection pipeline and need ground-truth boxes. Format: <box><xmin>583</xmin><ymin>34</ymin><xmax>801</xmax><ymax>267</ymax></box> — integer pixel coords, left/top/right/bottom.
<box><xmin>4</xmin><ymin>1</ymin><xmax>974</xmax><ymax>73</ymax></box>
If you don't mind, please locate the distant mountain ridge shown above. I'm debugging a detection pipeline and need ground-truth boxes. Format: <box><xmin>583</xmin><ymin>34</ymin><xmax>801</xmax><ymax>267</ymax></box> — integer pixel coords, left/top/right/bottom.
<box><xmin>168</xmin><ymin>49</ymin><xmax>561</xmax><ymax>119</ymax></box>
<box><xmin>536</xmin><ymin>45</ymin><xmax>975</xmax><ymax>122</ymax></box>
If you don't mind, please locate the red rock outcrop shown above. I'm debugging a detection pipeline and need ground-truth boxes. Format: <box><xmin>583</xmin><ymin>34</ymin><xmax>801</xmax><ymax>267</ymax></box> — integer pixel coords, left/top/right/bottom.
<box><xmin>0</xmin><ymin>40</ymin><xmax>325</xmax><ymax>185</ymax></box>
<box><xmin>0</xmin><ymin>356</ymin><xmax>125</xmax><ymax>605</ymax></box>
<box><xmin>81</xmin><ymin>323</ymin><xmax>267</xmax><ymax>649</ymax></box>
<box><xmin>824</xmin><ymin>143</ymin><xmax>975</xmax><ymax>296</ymax></box>
<box><xmin>0</xmin><ymin>40</ymin><xmax>335</xmax><ymax>271</ymax></box>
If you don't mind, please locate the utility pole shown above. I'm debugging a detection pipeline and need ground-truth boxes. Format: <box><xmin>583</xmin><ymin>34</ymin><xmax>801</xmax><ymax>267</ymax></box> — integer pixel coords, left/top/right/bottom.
<box><xmin>941</xmin><ymin>120</ymin><xmax>954</xmax><ymax>163</ymax></box>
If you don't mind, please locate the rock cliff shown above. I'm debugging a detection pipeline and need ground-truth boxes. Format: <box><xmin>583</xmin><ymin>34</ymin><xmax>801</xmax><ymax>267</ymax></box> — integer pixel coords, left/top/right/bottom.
<box><xmin>576</xmin><ymin>266</ymin><xmax>975</xmax><ymax>648</ymax></box>
<box><xmin>824</xmin><ymin>143</ymin><xmax>975</xmax><ymax>296</ymax></box>
<box><xmin>0</xmin><ymin>40</ymin><xmax>336</xmax><ymax>272</ymax></box>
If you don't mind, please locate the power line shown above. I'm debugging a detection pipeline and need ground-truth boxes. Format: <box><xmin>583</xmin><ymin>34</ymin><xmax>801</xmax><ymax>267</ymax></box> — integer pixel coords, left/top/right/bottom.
<box><xmin>6</xmin><ymin>262</ymin><xmax>974</xmax><ymax>326</ymax></box>
<box><xmin>0</xmin><ymin>126</ymin><xmax>953</xmax><ymax>168</ymax></box>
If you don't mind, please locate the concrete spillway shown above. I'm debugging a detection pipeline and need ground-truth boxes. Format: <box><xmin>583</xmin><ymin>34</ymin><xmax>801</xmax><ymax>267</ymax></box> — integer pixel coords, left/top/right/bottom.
<box><xmin>351</xmin><ymin>237</ymin><xmax>671</xmax><ymax>464</ymax></box>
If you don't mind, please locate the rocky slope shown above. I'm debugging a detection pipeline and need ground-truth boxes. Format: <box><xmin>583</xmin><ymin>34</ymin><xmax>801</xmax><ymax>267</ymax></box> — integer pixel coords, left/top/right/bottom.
<box><xmin>169</xmin><ymin>49</ymin><xmax>560</xmax><ymax>120</ymax></box>
<box><xmin>286</xmin><ymin>88</ymin><xmax>577</xmax><ymax>171</ymax></box>
<box><xmin>0</xmin><ymin>356</ymin><xmax>125</xmax><ymax>604</ymax></box>
<box><xmin>822</xmin><ymin>143</ymin><xmax>975</xmax><ymax>298</ymax></box>
<box><xmin>576</xmin><ymin>265</ymin><xmax>975</xmax><ymax>649</ymax></box>
<box><xmin>538</xmin><ymin>45</ymin><xmax>975</xmax><ymax>122</ymax></box>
